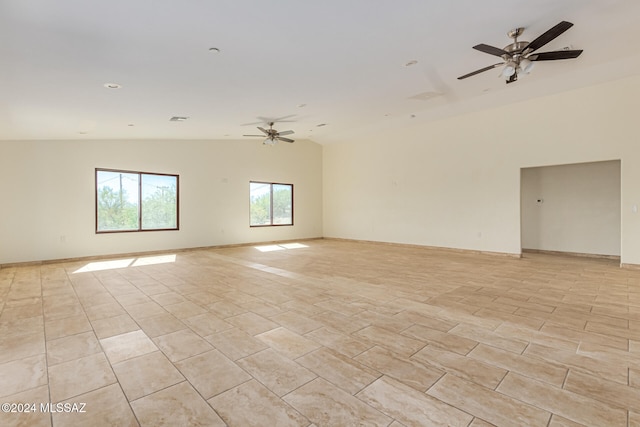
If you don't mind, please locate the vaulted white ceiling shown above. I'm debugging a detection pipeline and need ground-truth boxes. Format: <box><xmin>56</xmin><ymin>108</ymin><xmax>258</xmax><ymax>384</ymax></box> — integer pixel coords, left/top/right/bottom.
<box><xmin>2</xmin><ymin>0</ymin><xmax>639</xmax><ymax>144</ymax></box>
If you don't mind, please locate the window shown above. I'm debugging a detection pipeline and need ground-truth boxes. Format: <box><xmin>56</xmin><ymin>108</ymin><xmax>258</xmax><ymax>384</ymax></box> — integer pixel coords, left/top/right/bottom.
<box><xmin>96</xmin><ymin>169</ymin><xmax>179</xmax><ymax>233</ymax></box>
<box><xmin>250</xmin><ymin>182</ymin><xmax>293</xmax><ymax>226</ymax></box>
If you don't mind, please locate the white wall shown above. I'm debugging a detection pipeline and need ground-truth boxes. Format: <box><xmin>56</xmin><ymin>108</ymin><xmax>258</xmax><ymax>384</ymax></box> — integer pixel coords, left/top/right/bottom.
<box><xmin>0</xmin><ymin>138</ymin><xmax>323</xmax><ymax>264</ymax></box>
<box><xmin>521</xmin><ymin>160</ymin><xmax>621</xmax><ymax>256</ymax></box>
<box><xmin>5</xmin><ymin>76</ymin><xmax>640</xmax><ymax>266</ymax></box>
<box><xmin>323</xmin><ymin>75</ymin><xmax>640</xmax><ymax>264</ymax></box>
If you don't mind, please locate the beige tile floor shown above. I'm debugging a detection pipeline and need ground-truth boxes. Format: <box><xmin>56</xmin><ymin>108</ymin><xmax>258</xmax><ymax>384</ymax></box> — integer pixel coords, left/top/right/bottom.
<box><xmin>1</xmin><ymin>239</ymin><xmax>640</xmax><ymax>426</ymax></box>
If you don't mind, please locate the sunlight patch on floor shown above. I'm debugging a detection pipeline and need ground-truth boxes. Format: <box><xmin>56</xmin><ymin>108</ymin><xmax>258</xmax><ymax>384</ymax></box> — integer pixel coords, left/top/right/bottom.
<box><xmin>73</xmin><ymin>254</ymin><xmax>176</xmax><ymax>273</ymax></box>
<box><xmin>132</xmin><ymin>254</ymin><xmax>177</xmax><ymax>267</ymax></box>
<box><xmin>254</xmin><ymin>242</ymin><xmax>309</xmax><ymax>252</ymax></box>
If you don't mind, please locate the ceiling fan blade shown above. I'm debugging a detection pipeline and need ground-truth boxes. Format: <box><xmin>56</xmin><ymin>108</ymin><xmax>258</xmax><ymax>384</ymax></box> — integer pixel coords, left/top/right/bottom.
<box><xmin>257</xmin><ymin>115</ymin><xmax>297</xmax><ymax>123</ymax></box>
<box><xmin>277</xmin><ymin>130</ymin><xmax>294</xmax><ymax>136</ymax></box>
<box><xmin>473</xmin><ymin>44</ymin><xmax>509</xmax><ymax>57</ymax></box>
<box><xmin>241</xmin><ymin>115</ymin><xmax>297</xmax><ymax>126</ymax></box>
<box><xmin>529</xmin><ymin>49</ymin><xmax>583</xmax><ymax>61</ymax></box>
<box><xmin>276</xmin><ymin>137</ymin><xmax>295</xmax><ymax>143</ymax></box>
<box><xmin>457</xmin><ymin>62</ymin><xmax>503</xmax><ymax>80</ymax></box>
<box><xmin>256</xmin><ymin>126</ymin><xmax>268</xmax><ymax>135</ymax></box>
<box><xmin>525</xmin><ymin>21</ymin><xmax>574</xmax><ymax>53</ymax></box>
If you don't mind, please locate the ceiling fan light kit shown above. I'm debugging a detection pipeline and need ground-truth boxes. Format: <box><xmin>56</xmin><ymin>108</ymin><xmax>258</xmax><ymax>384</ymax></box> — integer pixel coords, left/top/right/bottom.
<box><xmin>458</xmin><ymin>21</ymin><xmax>583</xmax><ymax>84</ymax></box>
<box><xmin>519</xmin><ymin>58</ymin><xmax>534</xmax><ymax>74</ymax></box>
<box><xmin>502</xmin><ymin>61</ymin><xmax>517</xmax><ymax>77</ymax></box>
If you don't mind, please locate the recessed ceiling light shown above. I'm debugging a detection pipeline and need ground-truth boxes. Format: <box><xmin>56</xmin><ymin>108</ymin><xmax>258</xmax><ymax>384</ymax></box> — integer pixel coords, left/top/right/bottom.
<box><xmin>316</xmin><ymin>123</ymin><xmax>327</xmax><ymax>127</ymax></box>
<box><xmin>298</xmin><ymin>104</ymin><xmax>307</xmax><ymax>108</ymax></box>
<box><xmin>209</xmin><ymin>47</ymin><xmax>220</xmax><ymax>53</ymax></box>
<box><xmin>103</xmin><ymin>83</ymin><xmax>122</xmax><ymax>89</ymax></box>
<box><xmin>127</xmin><ymin>124</ymin><xmax>135</xmax><ymax>127</ymax></box>
<box><xmin>78</xmin><ymin>131</ymin><xmax>88</xmax><ymax>134</ymax></box>
<box><xmin>404</xmin><ymin>60</ymin><xmax>418</xmax><ymax>67</ymax></box>
<box><xmin>410</xmin><ymin>114</ymin><xmax>416</xmax><ymax>118</ymax></box>
<box><xmin>169</xmin><ymin>116</ymin><xmax>189</xmax><ymax>122</ymax></box>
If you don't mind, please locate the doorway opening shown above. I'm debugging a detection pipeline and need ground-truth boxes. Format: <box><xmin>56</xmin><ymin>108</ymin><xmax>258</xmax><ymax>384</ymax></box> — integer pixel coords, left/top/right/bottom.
<box><xmin>520</xmin><ymin>160</ymin><xmax>621</xmax><ymax>260</ymax></box>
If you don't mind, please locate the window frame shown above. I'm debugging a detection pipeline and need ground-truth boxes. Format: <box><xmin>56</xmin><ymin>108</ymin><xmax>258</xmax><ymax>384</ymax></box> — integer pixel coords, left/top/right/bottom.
<box><xmin>95</xmin><ymin>168</ymin><xmax>180</xmax><ymax>234</ymax></box>
<box><xmin>249</xmin><ymin>181</ymin><xmax>294</xmax><ymax>227</ymax></box>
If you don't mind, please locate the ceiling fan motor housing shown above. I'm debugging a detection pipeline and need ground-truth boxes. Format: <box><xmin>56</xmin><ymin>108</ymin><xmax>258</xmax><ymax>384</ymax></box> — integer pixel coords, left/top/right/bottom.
<box><xmin>504</xmin><ymin>41</ymin><xmax>529</xmax><ymax>55</ymax></box>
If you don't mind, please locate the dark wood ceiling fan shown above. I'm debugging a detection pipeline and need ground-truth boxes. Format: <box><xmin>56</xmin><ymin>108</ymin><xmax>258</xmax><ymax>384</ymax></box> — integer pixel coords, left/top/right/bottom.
<box><xmin>458</xmin><ymin>21</ymin><xmax>583</xmax><ymax>84</ymax></box>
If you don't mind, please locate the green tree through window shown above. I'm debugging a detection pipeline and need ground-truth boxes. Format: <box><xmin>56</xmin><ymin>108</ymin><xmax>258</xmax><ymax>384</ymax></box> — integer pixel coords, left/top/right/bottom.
<box><xmin>250</xmin><ymin>182</ymin><xmax>293</xmax><ymax>226</ymax></box>
<box><xmin>96</xmin><ymin>169</ymin><xmax>178</xmax><ymax>233</ymax></box>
